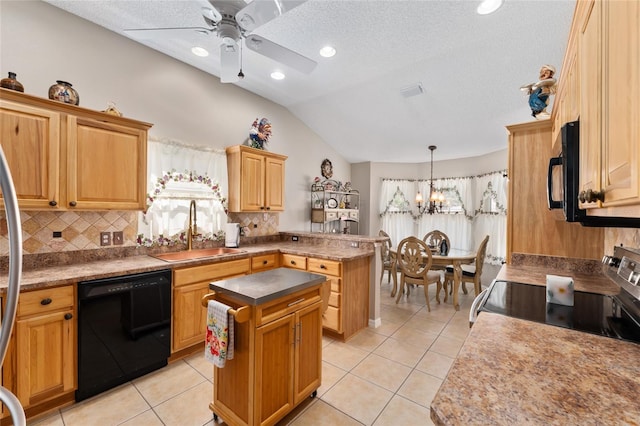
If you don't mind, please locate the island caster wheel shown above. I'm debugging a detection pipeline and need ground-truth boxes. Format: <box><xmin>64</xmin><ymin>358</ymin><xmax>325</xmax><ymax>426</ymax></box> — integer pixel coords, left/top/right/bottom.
<box><xmin>213</xmin><ymin>413</ymin><xmax>219</xmax><ymax>422</ymax></box>
<box><xmin>311</xmin><ymin>390</ymin><xmax>317</xmax><ymax>398</ymax></box>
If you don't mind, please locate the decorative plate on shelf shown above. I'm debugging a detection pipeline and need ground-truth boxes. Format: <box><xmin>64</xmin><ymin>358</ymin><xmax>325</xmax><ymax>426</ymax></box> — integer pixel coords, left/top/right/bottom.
<box><xmin>327</xmin><ymin>198</ymin><xmax>338</xmax><ymax>208</ymax></box>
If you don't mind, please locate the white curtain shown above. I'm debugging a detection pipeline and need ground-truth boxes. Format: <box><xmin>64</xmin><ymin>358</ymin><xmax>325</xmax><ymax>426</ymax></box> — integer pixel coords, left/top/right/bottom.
<box><xmin>379</xmin><ymin>180</ymin><xmax>415</xmax><ymax>248</ymax></box>
<box><xmin>137</xmin><ymin>137</ymin><xmax>228</xmax><ymax>246</ymax></box>
<box><xmin>379</xmin><ymin>171</ymin><xmax>507</xmax><ymax>264</ymax></box>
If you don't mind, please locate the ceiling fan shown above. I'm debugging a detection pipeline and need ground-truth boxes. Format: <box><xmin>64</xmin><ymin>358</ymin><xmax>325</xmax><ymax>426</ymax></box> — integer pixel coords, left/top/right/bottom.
<box><xmin>124</xmin><ymin>0</ymin><xmax>317</xmax><ymax>83</ymax></box>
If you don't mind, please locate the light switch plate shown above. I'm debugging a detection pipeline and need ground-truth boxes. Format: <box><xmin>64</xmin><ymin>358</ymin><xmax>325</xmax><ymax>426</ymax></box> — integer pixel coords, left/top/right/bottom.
<box><xmin>113</xmin><ymin>231</ymin><xmax>124</xmax><ymax>245</ymax></box>
<box><xmin>100</xmin><ymin>232</ymin><xmax>111</xmax><ymax>246</ymax></box>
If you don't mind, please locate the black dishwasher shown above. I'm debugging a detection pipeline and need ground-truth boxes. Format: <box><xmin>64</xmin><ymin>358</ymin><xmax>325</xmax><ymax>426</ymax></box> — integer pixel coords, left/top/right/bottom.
<box><xmin>76</xmin><ymin>269</ymin><xmax>171</xmax><ymax>401</ymax></box>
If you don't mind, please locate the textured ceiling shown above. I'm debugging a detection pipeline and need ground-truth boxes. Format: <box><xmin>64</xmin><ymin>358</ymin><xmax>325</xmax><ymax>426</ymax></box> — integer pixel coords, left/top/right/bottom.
<box><xmin>44</xmin><ymin>0</ymin><xmax>576</xmax><ymax>163</ymax></box>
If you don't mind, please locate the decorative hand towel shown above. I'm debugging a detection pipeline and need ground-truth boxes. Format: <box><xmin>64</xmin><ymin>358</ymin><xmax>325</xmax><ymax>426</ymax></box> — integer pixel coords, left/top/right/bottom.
<box><xmin>205</xmin><ymin>300</ymin><xmax>234</xmax><ymax>367</ymax></box>
<box><xmin>546</xmin><ymin>274</ymin><xmax>574</xmax><ymax>306</ymax></box>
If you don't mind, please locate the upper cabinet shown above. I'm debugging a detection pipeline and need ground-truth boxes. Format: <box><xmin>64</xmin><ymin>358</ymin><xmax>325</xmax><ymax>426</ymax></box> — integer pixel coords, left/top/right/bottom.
<box><xmin>551</xmin><ymin>0</ymin><xmax>640</xmax><ymax>216</ymax></box>
<box><xmin>226</xmin><ymin>145</ymin><xmax>287</xmax><ymax>212</ymax></box>
<box><xmin>0</xmin><ymin>88</ymin><xmax>151</xmax><ymax>210</ymax></box>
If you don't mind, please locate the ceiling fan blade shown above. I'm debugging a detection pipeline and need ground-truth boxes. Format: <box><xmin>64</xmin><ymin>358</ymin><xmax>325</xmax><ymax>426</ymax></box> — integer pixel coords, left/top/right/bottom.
<box><xmin>236</xmin><ymin>0</ymin><xmax>307</xmax><ymax>32</ymax></box>
<box><xmin>245</xmin><ymin>34</ymin><xmax>316</xmax><ymax>74</ymax></box>
<box><xmin>124</xmin><ymin>27</ymin><xmax>214</xmax><ymax>40</ymax></box>
<box><xmin>202</xmin><ymin>6</ymin><xmax>222</xmax><ymax>26</ymax></box>
<box><xmin>220</xmin><ymin>40</ymin><xmax>240</xmax><ymax>83</ymax></box>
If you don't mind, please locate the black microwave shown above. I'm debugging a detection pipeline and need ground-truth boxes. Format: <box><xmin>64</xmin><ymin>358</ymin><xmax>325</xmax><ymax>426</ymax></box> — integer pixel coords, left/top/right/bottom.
<box><xmin>547</xmin><ymin>120</ymin><xmax>640</xmax><ymax>227</ymax></box>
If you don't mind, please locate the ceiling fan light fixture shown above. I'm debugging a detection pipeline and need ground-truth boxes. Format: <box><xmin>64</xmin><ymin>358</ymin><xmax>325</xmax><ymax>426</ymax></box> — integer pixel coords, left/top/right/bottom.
<box><xmin>319</xmin><ymin>46</ymin><xmax>336</xmax><ymax>58</ymax></box>
<box><xmin>270</xmin><ymin>71</ymin><xmax>285</xmax><ymax>80</ymax></box>
<box><xmin>477</xmin><ymin>0</ymin><xmax>504</xmax><ymax>15</ymax></box>
<box><xmin>191</xmin><ymin>46</ymin><xmax>209</xmax><ymax>57</ymax></box>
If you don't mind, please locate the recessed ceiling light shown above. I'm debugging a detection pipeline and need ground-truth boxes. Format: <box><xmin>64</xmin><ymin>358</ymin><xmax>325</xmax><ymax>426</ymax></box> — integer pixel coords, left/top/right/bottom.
<box><xmin>477</xmin><ymin>0</ymin><xmax>504</xmax><ymax>15</ymax></box>
<box><xmin>191</xmin><ymin>46</ymin><xmax>209</xmax><ymax>57</ymax></box>
<box><xmin>271</xmin><ymin>71</ymin><xmax>285</xmax><ymax>80</ymax></box>
<box><xmin>319</xmin><ymin>46</ymin><xmax>336</xmax><ymax>58</ymax></box>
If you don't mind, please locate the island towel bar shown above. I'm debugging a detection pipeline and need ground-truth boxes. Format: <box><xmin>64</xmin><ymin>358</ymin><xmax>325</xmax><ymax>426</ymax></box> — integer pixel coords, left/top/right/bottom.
<box><xmin>201</xmin><ymin>292</ymin><xmax>251</xmax><ymax>323</ymax></box>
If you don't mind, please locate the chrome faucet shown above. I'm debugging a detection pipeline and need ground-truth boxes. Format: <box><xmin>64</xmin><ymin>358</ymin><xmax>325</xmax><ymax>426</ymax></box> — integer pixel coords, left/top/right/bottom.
<box><xmin>187</xmin><ymin>200</ymin><xmax>198</xmax><ymax>250</ymax></box>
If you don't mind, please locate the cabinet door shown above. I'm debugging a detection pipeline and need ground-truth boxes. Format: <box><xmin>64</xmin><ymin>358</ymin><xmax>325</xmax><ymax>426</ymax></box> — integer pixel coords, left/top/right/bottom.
<box><xmin>579</xmin><ymin>0</ymin><xmax>602</xmax><ymax>209</ymax></box>
<box><xmin>255</xmin><ymin>314</ymin><xmax>295</xmax><ymax>426</ymax></box>
<box><xmin>265</xmin><ymin>156</ymin><xmax>285</xmax><ymax>211</ymax></box>
<box><xmin>601</xmin><ymin>0</ymin><xmax>640</xmax><ymax>206</ymax></box>
<box><xmin>293</xmin><ymin>302</ymin><xmax>322</xmax><ymax>404</ymax></box>
<box><xmin>16</xmin><ymin>309</ymin><xmax>74</xmax><ymax>407</ymax></box>
<box><xmin>173</xmin><ymin>281</ymin><xmax>210</xmax><ymax>352</ymax></box>
<box><xmin>240</xmin><ymin>151</ymin><xmax>266</xmax><ymax>211</ymax></box>
<box><xmin>66</xmin><ymin>115</ymin><xmax>147</xmax><ymax>210</ymax></box>
<box><xmin>0</xmin><ymin>100</ymin><xmax>60</xmax><ymax>209</ymax></box>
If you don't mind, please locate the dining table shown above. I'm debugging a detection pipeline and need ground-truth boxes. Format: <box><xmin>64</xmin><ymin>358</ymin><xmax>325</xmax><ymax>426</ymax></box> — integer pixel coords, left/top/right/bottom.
<box><xmin>389</xmin><ymin>247</ymin><xmax>477</xmax><ymax>311</ymax></box>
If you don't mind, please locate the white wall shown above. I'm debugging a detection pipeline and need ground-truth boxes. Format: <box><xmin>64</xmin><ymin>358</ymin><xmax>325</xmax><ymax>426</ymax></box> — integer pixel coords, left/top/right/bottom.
<box><xmin>0</xmin><ymin>0</ymin><xmax>350</xmax><ymax>232</ymax></box>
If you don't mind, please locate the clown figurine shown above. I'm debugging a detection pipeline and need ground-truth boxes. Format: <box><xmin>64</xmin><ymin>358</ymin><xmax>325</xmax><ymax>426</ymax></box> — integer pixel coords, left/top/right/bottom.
<box><xmin>249</xmin><ymin>117</ymin><xmax>272</xmax><ymax>150</ymax></box>
<box><xmin>521</xmin><ymin>65</ymin><xmax>557</xmax><ymax>119</ymax></box>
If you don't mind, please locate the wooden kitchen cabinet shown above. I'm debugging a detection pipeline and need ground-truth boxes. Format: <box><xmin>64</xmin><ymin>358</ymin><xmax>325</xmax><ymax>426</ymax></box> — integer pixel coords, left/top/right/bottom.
<box><xmin>13</xmin><ymin>285</ymin><xmax>75</xmax><ymax>410</ymax></box>
<box><xmin>172</xmin><ymin>258</ymin><xmax>250</xmax><ymax>353</ymax></box>
<box><xmin>0</xmin><ymin>88</ymin><xmax>151</xmax><ymax>210</ymax></box>
<box><xmin>250</xmin><ymin>253</ymin><xmax>279</xmax><ymax>273</ymax></box>
<box><xmin>577</xmin><ymin>0</ymin><xmax>640</xmax><ymax>214</ymax></box>
<box><xmin>506</xmin><ymin>120</ymin><xmax>603</xmax><ymax>261</ymax></box>
<box><xmin>211</xmin><ymin>284</ymin><xmax>322</xmax><ymax>426</ymax></box>
<box><xmin>226</xmin><ymin>145</ymin><xmax>287</xmax><ymax>212</ymax></box>
<box><xmin>281</xmin><ymin>254</ymin><xmax>370</xmax><ymax>341</ymax></box>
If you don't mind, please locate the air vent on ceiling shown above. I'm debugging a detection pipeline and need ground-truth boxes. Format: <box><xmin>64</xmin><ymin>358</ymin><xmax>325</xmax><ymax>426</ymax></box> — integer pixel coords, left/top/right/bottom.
<box><xmin>400</xmin><ymin>82</ymin><xmax>424</xmax><ymax>98</ymax></box>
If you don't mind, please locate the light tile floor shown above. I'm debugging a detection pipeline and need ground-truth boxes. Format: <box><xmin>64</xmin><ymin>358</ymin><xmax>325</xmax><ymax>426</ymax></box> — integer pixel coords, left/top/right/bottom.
<box><xmin>30</xmin><ymin>266</ymin><xmax>500</xmax><ymax>426</ymax></box>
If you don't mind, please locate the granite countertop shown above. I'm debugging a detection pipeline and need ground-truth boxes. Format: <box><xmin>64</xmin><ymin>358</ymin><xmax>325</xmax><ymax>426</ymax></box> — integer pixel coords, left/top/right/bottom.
<box><xmin>209</xmin><ymin>267</ymin><xmax>326</xmax><ymax>305</ymax></box>
<box><xmin>497</xmin><ymin>264</ymin><xmax>619</xmax><ymax>295</ymax></box>
<box><xmin>430</xmin><ymin>312</ymin><xmax>640</xmax><ymax>425</ymax></box>
<box><xmin>0</xmin><ymin>241</ymin><xmax>374</xmax><ymax>292</ymax></box>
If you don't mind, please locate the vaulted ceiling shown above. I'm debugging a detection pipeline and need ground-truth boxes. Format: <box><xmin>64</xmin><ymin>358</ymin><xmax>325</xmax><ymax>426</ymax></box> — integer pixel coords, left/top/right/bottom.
<box><xmin>45</xmin><ymin>0</ymin><xmax>575</xmax><ymax>163</ymax></box>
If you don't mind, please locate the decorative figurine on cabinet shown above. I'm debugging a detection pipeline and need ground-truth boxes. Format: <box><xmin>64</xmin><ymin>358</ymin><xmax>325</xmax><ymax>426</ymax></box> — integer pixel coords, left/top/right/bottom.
<box><xmin>249</xmin><ymin>117</ymin><xmax>272</xmax><ymax>150</ymax></box>
<box><xmin>520</xmin><ymin>64</ymin><xmax>557</xmax><ymax>119</ymax></box>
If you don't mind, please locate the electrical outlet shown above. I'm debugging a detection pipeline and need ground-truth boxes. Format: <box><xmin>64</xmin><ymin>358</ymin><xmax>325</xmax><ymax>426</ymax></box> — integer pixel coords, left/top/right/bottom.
<box><xmin>113</xmin><ymin>231</ymin><xmax>124</xmax><ymax>245</ymax></box>
<box><xmin>350</xmin><ymin>242</ymin><xmax>359</xmax><ymax>248</ymax></box>
<box><xmin>52</xmin><ymin>231</ymin><xmax>62</xmax><ymax>238</ymax></box>
<box><xmin>100</xmin><ymin>232</ymin><xmax>111</xmax><ymax>246</ymax></box>
<box><xmin>292</xmin><ymin>236</ymin><xmax>299</xmax><ymax>241</ymax></box>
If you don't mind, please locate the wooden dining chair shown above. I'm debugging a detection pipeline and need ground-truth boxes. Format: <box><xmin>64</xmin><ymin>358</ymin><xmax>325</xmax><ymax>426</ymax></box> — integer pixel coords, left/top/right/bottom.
<box><xmin>444</xmin><ymin>235</ymin><xmax>490</xmax><ymax>297</ymax></box>
<box><xmin>378</xmin><ymin>230</ymin><xmax>394</xmax><ymax>285</ymax></box>
<box><xmin>422</xmin><ymin>230</ymin><xmax>450</xmax><ymax>256</ymax></box>
<box><xmin>395</xmin><ymin>236</ymin><xmax>442</xmax><ymax>311</ymax></box>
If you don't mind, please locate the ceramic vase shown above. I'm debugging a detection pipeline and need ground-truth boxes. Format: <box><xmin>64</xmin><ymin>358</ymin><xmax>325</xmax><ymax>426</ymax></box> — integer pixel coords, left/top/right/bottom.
<box><xmin>0</xmin><ymin>72</ymin><xmax>24</xmax><ymax>92</ymax></box>
<box><xmin>48</xmin><ymin>80</ymin><xmax>79</xmax><ymax>105</ymax></box>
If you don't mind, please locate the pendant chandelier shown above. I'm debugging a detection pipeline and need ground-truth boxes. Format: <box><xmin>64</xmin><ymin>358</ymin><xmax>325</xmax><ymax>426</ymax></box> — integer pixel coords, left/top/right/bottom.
<box><xmin>416</xmin><ymin>145</ymin><xmax>445</xmax><ymax>214</ymax></box>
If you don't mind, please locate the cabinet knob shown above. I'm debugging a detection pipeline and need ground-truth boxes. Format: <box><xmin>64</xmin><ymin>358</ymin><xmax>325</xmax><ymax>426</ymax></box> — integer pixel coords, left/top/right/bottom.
<box><xmin>290</xmin><ymin>260</ymin><xmax>296</xmax><ymax>265</ymax></box>
<box><xmin>263</xmin><ymin>260</ymin><xmax>268</xmax><ymax>265</ymax></box>
<box><xmin>579</xmin><ymin>189</ymin><xmax>605</xmax><ymax>203</ymax></box>
<box><xmin>260</xmin><ymin>206</ymin><xmax>265</xmax><ymax>210</ymax></box>
<box><xmin>40</xmin><ymin>298</ymin><xmax>52</xmax><ymax>305</ymax></box>
<box><xmin>49</xmin><ymin>200</ymin><xmax>57</xmax><ymax>207</ymax></box>
<box><xmin>64</xmin><ymin>313</ymin><xmax>73</xmax><ymax>320</ymax></box>
<box><xmin>266</xmin><ymin>206</ymin><xmax>271</xmax><ymax>210</ymax></box>
<box><xmin>320</xmin><ymin>264</ymin><xmax>327</xmax><ymax>269</ymax></box>
<box><xmin>69</xmin><ymin>201</ymin><xmax>77</xmax><ymax>207</ymax></box>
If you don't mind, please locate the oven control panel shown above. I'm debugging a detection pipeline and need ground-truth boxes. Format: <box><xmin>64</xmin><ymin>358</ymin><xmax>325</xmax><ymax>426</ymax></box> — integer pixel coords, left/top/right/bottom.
<box><xmin>619</xmin><ymin>256</ymin><xmax>640</xmax><ymax>286</ymax></box>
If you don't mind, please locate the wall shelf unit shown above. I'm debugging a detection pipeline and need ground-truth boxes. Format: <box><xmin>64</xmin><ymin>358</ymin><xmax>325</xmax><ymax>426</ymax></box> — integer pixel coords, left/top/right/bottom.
<box><xmin>310</xmin><ymin>180</ymin><xmax>359</xmax><ymax>234</ymax></box>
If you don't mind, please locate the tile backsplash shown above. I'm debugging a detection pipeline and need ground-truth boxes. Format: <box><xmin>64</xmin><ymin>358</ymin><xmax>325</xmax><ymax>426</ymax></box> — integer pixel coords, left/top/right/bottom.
<box><xmin>0</xmin><ymin>211</ymin><xmax>137</xmax><ymax>255</ymax></box>
<box><xmin>0</xmin><ymin>210</ymin><xmax>280</xmax><ymax>255</ymax></box>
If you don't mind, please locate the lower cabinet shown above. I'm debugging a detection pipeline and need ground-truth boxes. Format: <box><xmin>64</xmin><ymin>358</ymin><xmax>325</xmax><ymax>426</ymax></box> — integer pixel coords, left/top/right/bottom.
<box><xmin>172</xmin><ymin>259</ymin><xmax>250</xmax><ymax>353</ymax></box>
<box><xmin>211</xmin><ymin>286</ymin><xmax>322</xmax><ymax>426</ymax></box>
<box><xmin>281</xmin><ymin>254</ymin><xmax>370</xmax><ymax>341</ymax></box>
<box><xmin>14</xmin><ymin>286</ymin><xmax>75</xmax><ymax>409</ymax></box>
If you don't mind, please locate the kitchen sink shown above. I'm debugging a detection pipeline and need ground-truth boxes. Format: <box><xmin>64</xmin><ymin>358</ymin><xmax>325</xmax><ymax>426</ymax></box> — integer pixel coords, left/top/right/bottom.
<box><xmin>152</xmin><ymin>247</ymin><xmax>245</xmax><ymax>262</ymax></box>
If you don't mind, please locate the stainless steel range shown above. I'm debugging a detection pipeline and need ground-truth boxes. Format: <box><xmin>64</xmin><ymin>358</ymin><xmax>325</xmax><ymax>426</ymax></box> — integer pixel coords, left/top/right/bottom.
<box><xmin>470</xmin><ymin>245</ymin><xmax>640</xmax><ymax>344</ymax></box>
